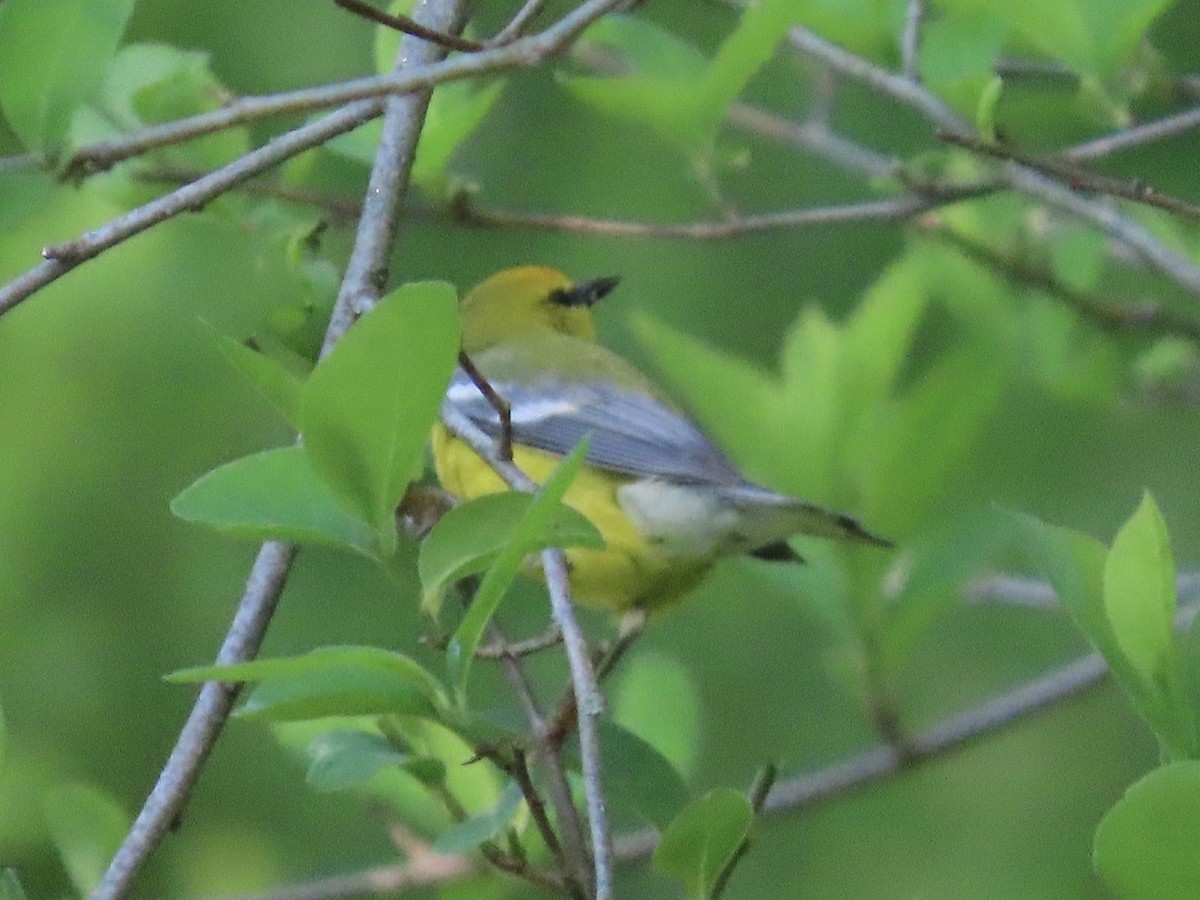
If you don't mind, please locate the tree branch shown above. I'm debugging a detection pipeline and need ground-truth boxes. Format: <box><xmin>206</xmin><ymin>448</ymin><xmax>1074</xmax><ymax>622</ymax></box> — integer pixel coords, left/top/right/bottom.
<box><xmin>92</xmin><ymin>542</ymin><xmax>298</xmax><ymax>899</ymax></box>
<box><xmin>60</xmin><ymin>0</ymin><xmax>628</xmax><ymax>179</ymax></box>
<box><xmin>439</xmin><ymin>405</ymin><xmax>614</xmax><ymax>899</ymax></box>
<box><xmin>90</xmin><ymin>2</ymin><xmax>466</xmax><ymax>896</ymax></box>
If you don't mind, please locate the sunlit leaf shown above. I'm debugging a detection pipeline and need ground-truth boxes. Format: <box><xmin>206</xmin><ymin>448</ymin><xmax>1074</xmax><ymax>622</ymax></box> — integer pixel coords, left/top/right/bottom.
<box><xmin>418</xmin><ymin>491</ymin><xmax>603</xmax><ymax>615</ymax></box>
<box><xmin>170</xmin><ymin>447</ymin><xmax>377</xmax><ymax>556</ymax></box>
<box><xmin>301</xmin><ymin>281</ymin><xmax>460</xmax><ymax>551</ymax></box>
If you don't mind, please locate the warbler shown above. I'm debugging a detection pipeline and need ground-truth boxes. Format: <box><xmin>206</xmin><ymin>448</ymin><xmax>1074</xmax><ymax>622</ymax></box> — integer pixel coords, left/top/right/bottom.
<box><xmin>432</xmin><ymin>266</ymin><xmax>891</xmax><ymax>614</ymax></box>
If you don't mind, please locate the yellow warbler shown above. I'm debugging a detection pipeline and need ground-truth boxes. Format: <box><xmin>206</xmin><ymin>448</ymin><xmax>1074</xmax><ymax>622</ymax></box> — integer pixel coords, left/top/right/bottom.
<box><xmin>432</xmin><ymin>266</ymin><xmax>890</xmax><ymax>614</ymax></box>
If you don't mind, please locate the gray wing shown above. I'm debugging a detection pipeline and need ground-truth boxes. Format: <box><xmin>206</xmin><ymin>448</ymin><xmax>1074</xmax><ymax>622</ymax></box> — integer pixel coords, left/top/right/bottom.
<box><xmin>443</xmin><ymin>367</ymin><xmax>745</xmax><ymax>485</ymax></box>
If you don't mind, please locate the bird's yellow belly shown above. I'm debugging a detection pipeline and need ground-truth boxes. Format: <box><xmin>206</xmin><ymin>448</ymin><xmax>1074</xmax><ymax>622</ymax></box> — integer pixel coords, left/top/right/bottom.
<box><xmin>431</xmin><ymin>424</ymin><xmax>711</xmax><ymax>613</ymax></box>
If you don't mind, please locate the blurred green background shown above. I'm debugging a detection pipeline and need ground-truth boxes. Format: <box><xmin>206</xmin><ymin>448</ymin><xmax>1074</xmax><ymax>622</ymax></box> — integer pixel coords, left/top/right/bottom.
<box><xmin>2</xmin><ymin>0</ymin><xmax>1199</xmax><ymax>896</ymax></box>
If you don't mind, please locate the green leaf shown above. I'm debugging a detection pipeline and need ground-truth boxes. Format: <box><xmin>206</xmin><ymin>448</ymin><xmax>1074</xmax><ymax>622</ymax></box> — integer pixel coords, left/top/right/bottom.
<box><xmin>0</xmin><ymin>869</ymin><xmax>26</xmax><ymax>900</ymax></box>
<box><xmin>590</xmin><ymin>721</ymin><xmax>690</xmax><ymax>830</ymax></box>
<box><xmin>170</xmin><ymin>447</ymin><xmax>377</xmax><ymax>556</ymax></box>
<box><xmin>432</xmin><ymin>781</ymin><xmax>524</xmax><ymax>855</ymax></box>
<box><xmin>0</xmin><ymin>698</ymin><xmax>6</xmax><ymax>776</ymax></box>
<box><xmin>0</xmin><ymin>0</ymin><xmax>136</xmax><ymax>153</ymax></box>
<box><xmin>938</xmin><ymin>0</ymin><xmax>1095</xmax><ymax>73</ymax></box>
<box><xmin>73</xmin><ymin>43</ymin><xmax>247</xmax><ymax>171</ymax></box>
<box><xmin>418</xmin><ymin>491</ymin><xmax>603</xmax><ymax>615</ymax></box>
<box><xmin>1013</xmin><ymin>510</ymin><xmax>1182</xmax><ymax>750</ymax></box>
<box><xmin>699</xmin><ymin>0</ymin><xmax>800</xmax><ymax>125</ymax></box>
<box><xmin>448</xmin><ymin>439</ymin><xmax>591</xmax><ymax>695</ymax></box>
<box><xmin>43</xmin><ymin>784</ymin><xmax>130</xmax><ymax>895</ymax></box>
<box><xmin>168</xmin><ymin>645</ymin><xmax>446</xmax><ymax>723</ymax></box>
<box><xmin>1095</xmin><ymin>762</ymin><xmax>1200</xmax><ymax>899</ymax></box>
<box><xmin>1049</xmin><ymin>225</ymin><xmax>1105</xmax><ymax>293</ymax></box>
<box><xmin>565</xmin><ymin>1</ymin><xmax>799</xmax><ymax>156</ymax></box>
<box><xmin>881</xmin><ymin>513</ymin><xmax>1014</xmax><ymax>675</ymax></box>
<box><xmin>854</xmin><ymin>343</ymin><xmax>1005</xmax><ymax>532</ymax></box>
<box><xmin>612</xmin><ymin>652</ymin><xmax>701</xmax><ymax>779</ymax></box>
<box><xmin>205</xmin><ymin>324</ymin><xmax>305</xmax><ymax>428</ymax></box>
<box><xmin>1104</xmin><ymin>492</ymin><xmax>1190</xmax><ymax>755</ymax></box>
<box><xmin>301</xmin><ymin>281</ymin><xmax>460</xmax><ymax>552</ymax></box>
<box><xmin>653</xmin><ymin>788</ymin><xmax>754</xmax><ymax>899</ymax></box>
<box><xmin>305</xmin><ymin>729</ymin><xmax>445</xmax><ymax>792</ymax></box>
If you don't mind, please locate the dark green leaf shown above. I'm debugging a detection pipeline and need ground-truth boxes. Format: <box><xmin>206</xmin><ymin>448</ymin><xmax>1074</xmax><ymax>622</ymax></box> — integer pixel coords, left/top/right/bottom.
<box><xmin>448</xmin><ymin>439</ymin><xmax>590</xmax><ymax>695</ymax></box>
<box><xmin>593</xmin><ymin>721</ymin><xmax>690</xmax><ymax>830</ymax></box>
<box><xmin>1095</xmin><ymin>762</ymin><xmax>1200</xmax><ymax>899</ymax></box>
<box><xmin>652</xmin><ymin>788</ymin><xmax>754</xmax><ymax>899</ymax></box>
<box><xmin>306</xmin><ymin>729</ymin><xmax>445</xmax><ymax>792</ymax></box>
<box><xmin>432</xmin><ymin>781</ymin><xmax>523</xmax><ymax>855</ymax></box>
<box><xmin>0</xmin><ymin>0</ymin><xmax>136</xmax><ymax>152</ymax></box>
<box><xmin>170</xmin><ymin>447</ymin><xmax>377</xmax><ymax>556</ymax></box>
<box><xmin>43</xmin><ymin>784</ymin><xmax>129</xmax><ymax>896</ymax></box>
<box><xmin>301</xmin><ymin>281</ymin><xmax>460</xmax><ymax>551</ymax></box>
<box><xmin>418</xmin><ymin>491</ymin><xmax>603</xmax><ymax>616</ymax></box>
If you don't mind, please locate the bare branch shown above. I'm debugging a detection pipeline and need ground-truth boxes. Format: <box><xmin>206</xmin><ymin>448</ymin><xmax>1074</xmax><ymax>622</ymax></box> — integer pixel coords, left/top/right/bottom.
<box><xmin>900</xmin><ymin>0</ymin><xmax>925</xmax><ymax>83</ymax></box>
<box><xmin>939</xmin><ymin>130</ymin><xmax>1200</xmax><ymax>224</ymax></box>
<box><xmin>0</xmin><ymin>101</ymin><xmax>385</xmax><ymax>320</ymax></box>
<box><xmin>91</xmin><ymin>3</ymin><xmax>468</xmax><ymax>897</ymax></box>
<box><xmin>787</xmin><ymin>25</ymin><xmax>969</xmax><ymax>135</ymax></box>
<box><xmin>61</xmin><ymin>0</ymin><xmax>628</xmax><ymax>179</ymax></box>
<box><xmin>1063</xmin><ymin>106</ymin><xmax>1200</xmax><ymax>162</ymax></box>
<box><xmin>335</xmin><ymin>0</ymin><xmax>484</xmax><ymax>52</ymax></box>
<box><xmin>92</xmin><ymin>541</ymin><xmax>298</xmax><ymax>899</ymax></box>
<box><xmin>727</xmin><ymin>103</ymin><xmax>899</xmax><ymax>180</ymax></box>
<box><xmin>783</xmin><ymin>24</ymin><xmax>1200</xmax><ymax>301</ymax></box>
<box><xmin>925</xmin><ymin>222</ymin><xmax>1200</xmax><ymax>344</ymax></box>
<box><xmin>489</xmin><ymin>0</ymin><xmax>550</xmax><ymax>45</ymax></box>
<box><xmin>439</xmin><ymin>406</ymin><xmax>613</xmax><ymax>898</ymax></box>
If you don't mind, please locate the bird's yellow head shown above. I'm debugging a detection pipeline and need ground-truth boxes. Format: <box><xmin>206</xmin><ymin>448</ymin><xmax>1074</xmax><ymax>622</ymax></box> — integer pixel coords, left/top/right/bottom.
<box><xmin>459</xmin><ymin>266</ymin><xmax>620</xmax><ymax>353</ymax></box>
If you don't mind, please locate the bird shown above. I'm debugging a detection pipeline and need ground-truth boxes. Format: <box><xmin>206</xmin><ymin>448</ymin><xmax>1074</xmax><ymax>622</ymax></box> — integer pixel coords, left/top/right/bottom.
<box><xmin>431</xmin><ymin>266</ymin><xmax>891</xmax><ymax>614</ymax></box>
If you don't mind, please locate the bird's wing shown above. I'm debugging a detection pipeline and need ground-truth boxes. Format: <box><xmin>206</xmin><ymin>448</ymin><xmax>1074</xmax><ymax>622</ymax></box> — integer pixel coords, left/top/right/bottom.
<box><xmin>442</xmin><ymin>366</ymin><xmax>746</xmax><ymax>485</ymax></box>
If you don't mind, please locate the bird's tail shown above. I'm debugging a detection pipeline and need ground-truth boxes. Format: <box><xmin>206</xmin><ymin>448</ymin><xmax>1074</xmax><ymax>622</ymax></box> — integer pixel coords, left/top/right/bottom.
<box><xmin>724</xmin><ymin>484</ymin><xmax>893</xmax><ymax>550</ymax></box>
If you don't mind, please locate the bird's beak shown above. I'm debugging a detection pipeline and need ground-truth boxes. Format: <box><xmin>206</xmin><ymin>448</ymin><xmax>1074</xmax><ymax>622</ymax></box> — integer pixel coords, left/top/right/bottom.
<box><xmin>562</xmin><ymin>275</ymin><xmax>621</xmax><ymax>307</ymax></box>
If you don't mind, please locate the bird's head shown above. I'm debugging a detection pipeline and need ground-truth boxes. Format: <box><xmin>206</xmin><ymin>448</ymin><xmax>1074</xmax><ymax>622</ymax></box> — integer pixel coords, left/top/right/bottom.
<box><xmin>459</xmin><ymin>266</ymin><xmax>621</xmax><ymax>352</ymax></box>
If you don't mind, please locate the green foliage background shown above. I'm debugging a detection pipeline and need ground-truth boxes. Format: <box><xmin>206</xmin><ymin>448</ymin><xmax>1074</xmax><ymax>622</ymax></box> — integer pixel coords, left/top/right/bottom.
<box><xmin>1</xmin><ymin>0</ymin><xmax>1199</xmax><ymax>896</ymax></box>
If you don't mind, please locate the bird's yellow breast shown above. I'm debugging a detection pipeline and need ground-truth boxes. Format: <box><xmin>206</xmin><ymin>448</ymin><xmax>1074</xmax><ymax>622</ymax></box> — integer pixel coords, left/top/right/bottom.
<box><xmin>430</xmin><ymin>424</ymin><xmax>712</xmax><ymax>613</ymax></box>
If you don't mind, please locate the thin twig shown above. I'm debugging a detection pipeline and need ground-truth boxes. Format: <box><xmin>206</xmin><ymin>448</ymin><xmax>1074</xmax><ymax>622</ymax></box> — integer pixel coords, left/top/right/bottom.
<box><xmin>335</xmin><ymin>0</ymin><xmax>484</xmax><ymax>52</ymax></box>
<box><xmin>900</xmin><ymin>0</ymin><xmax>925</xmax><ymax>83</ymax></box>
<box><xmin>488</xmin><ymin>0</ymin><xmax>549</xmax><ymax>45</ymax></box>
<box><xmin>1062</xmin><ymin>106</ymin><xmax>1200</xmax><ymax>162</ymax></box>
<box><xmin>92</xmin><ymin>542</ymin><xmax>298</xmax><ymax>899</ymax></box>
<box><xmin>939</xmin><ymin>131</ymin><xmax>1200</xmax><ymax>223</ymax></box>
<box><xmin>452</xmin><ymin>191</ymin><xmax>983</xmax><ymax>237</ymax></box>
<box><xmin>91</xmin><ymin>3</ymin><xmax>465</xmax><ymax>897</ymax></box>
<box><xmin>710</xmin><ymin>763</ymin><xmax>778</xmax><ymax>899</ymax></box>
<box><xmin>209</xmin><ymin>857</ymin><xmax>474</xmax><ymax>900</ymax></box>
<box><xmin>784</xmin><ymin>23</ymin><xmax>1200</xmax><ymax>301</ymax></box>
<box><xmin>59</xmin><ymin>0</ymin><xmax>627</xmax><ymax>180</ymax></box>
<box><xmin>0</xmin><ymin>151</ymin><xmax>43</xmax><ymax>175</ymax></box>
<box><xmin>924</xmin><ymin>223</ymin><xmax>1200</xmax><ymax>344</ymax></box>
<box><xmin>0</xmin><ymin>101</ymin><xmax>385</xmax><ymax>320</ymax></box>
<box><xmin>787</xmin><ymin>25</ymin><xmax>969</xmax><ymax>135</ymax></box>
<box><xmin>486</xmin><ymin>621</ymin><xmax>591</xmax><ymax>896</ymax></box>
<box><xmin>439</xmin><ymin>405</ymin><xmax>614</xmax><ymax>899</ymax></box>
<box><xmin>458</xmin><ymin>350</ymin><xmax>513</xmax><ymax>460</ymax></box>
<box><xmin>476</xmin><ymin>624</ymin><xmax>563</xmax><ymax>659</ymax></box>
